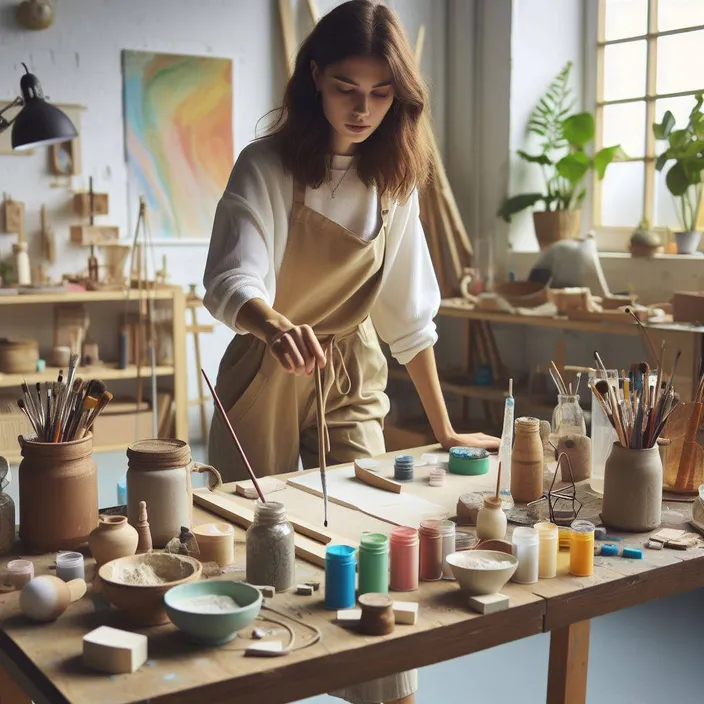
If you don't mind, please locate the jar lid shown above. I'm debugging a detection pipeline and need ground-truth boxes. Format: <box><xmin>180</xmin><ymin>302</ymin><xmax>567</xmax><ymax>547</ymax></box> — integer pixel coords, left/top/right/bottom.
<box><xmin>438</xmin><ymin>519</ymin><xmax>456</xmax><ymax>536</ymax></box>
<box><xmin>483</xmin><ymin>496</ymin><xmax>503</xmax><ymax>509</ymax></box>
<box><xmin>358</xmin><ymin>592</ymin><xmax>393</xmax><ymax>611</ymax></box>
<box><xmin>512</xmin><ymin>526</ymin><xmax>539</xmax><ymax>544</ymax></box>
<box><xmin>127</xmin><ymin>439</ymin><xmax>191</xmax><ymax>468</ymax></box>
<box><xmin>360</xmin><ymin>532</ymin><xmax>390</xmax><ymax>551</ymax></box>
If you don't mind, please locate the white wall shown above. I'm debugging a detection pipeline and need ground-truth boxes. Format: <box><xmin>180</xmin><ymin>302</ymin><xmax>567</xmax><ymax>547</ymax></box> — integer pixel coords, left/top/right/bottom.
<box><xmin>0</xmin><ymin>0</ymin><xmax>447</xmax><ymax>439</ymax></box>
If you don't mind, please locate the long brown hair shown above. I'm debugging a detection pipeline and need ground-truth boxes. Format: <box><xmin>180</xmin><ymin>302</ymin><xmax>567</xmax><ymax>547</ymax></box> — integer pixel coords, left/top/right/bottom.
<box><xmin>265</xmin><ymin>0</ymin><xmax>432</xmax><ymax>201</ymax></box>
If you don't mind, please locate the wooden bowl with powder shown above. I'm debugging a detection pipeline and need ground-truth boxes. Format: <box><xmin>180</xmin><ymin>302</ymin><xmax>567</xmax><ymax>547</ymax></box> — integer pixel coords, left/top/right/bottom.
<box><xmin>98</xmin><ymin>553</ymin><xmax>202</xmax><ymax>626</ymax></box>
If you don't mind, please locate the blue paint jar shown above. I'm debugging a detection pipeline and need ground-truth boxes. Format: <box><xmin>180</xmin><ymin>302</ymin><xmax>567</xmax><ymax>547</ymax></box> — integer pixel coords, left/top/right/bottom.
<box><xmin>325</xmin><ymin>544</ymin><xmax>356</xmax><ymax>610</ymax></box>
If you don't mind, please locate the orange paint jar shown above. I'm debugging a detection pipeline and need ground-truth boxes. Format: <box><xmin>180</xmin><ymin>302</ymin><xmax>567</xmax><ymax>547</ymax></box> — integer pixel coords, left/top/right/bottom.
<box><xmin>569</xmin><ymin>520</ymin><xmax>595</xmax><ymax>577</ymax></box>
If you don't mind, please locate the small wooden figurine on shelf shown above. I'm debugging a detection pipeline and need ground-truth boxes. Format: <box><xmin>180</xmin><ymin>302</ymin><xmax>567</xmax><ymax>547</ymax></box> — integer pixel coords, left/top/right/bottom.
<box><xmin>2</xmin><ymin>193</ymin><xmax>30</xmax><ymax>287</ymax></box>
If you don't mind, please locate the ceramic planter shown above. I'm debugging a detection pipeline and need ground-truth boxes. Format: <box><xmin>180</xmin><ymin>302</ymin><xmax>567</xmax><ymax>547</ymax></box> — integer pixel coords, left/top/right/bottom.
<box><xmin>602</xmin><ymin>443</ymin><xmax>662</xmax><ymax>532</ymax></box>
<box><xmin>89</xmin><ymin>515</ymin><xmax>138</xmax><ymax>567</ymax></box>
<box><xmin>674</xmin><ymin>231</ymin><xmax>702</xmax><ymax>255</ymax></box>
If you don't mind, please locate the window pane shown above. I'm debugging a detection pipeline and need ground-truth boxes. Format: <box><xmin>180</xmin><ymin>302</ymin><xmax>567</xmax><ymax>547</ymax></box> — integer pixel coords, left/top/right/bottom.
<box><xmin>658</xmin><ymin>0</ymin><xmax>704</xmax><ymax>32</ymax></box>
<box><xmin>604</xmin><ymin>0</ymin><xmax>648</xmax><ymax>41</ymax></box>
<box><xmin>602</xmin><ymin>101</ymin><xmax>646</xmax><ymax>157</ymax></box>
<box><xmin>654</xmin><ymin>166</ymin><xmax>686</xmax><ymax>229</ymax></box>
<box><xmin>657</xmin><ymin>29</ymin><xmax>704</xmax><ymax>94</ymax></box>
<box><xmin>601</xmin><ymin>161</ymin><xmax>645</xmax><ymax>226</ymax></box>
<box><xmin>603</xmin><ymin>41</ymin><xmax>647</xmax><ymax>101</ymax></box>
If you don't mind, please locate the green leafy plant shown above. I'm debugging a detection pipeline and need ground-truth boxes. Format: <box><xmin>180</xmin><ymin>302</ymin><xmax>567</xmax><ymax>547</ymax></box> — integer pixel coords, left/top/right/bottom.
<box><xmin>653</xmin><ymin>93</ymin><xmax>704</xmax><ymax>232</ymax></box>
<box><xmin>498</xmin><ymin>62</ymin><xmax>622</xmax><ymax>222</ymax></box>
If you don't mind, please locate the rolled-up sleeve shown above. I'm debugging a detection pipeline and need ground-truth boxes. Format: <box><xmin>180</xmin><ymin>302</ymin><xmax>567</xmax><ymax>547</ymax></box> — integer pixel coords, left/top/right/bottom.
<box><xmin>202</xmin><ymin>145</ymin><xmax>276</xmax><ymax>333</ymax></box>
<box><xmin>371</xmin><ymin>189</ymin><xmax>441</xmax><ymax>365</ymax></box>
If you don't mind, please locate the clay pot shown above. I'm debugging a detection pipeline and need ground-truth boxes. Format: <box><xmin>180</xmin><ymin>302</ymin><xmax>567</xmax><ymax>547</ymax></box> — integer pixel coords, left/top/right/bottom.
<box><xmin>602</xmin><ymin>443</ymin><xmax>662</xmax><ymax>532</ymax></box>
<box><xmin>89</xmin><ymin>515</ymin><xmax>139</xmax><ymax>567</ymax></box>
<box><xmin>18</xmin><ymin>434</ymin><xmax>98</xmax><ymax>553</ymax></box>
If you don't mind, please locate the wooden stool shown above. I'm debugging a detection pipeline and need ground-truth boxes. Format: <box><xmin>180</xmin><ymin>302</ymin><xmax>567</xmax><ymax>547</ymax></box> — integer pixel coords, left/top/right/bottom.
<box><xmin>186</xmin><ymin>284</ymin><xmax>214</xmax><ymax>442</ymax></box>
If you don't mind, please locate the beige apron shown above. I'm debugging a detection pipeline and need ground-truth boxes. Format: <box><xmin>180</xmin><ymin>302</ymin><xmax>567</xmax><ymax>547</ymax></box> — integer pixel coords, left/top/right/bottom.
<box><xmin>208</xmin><ymin>179</ymin><xmax>416</xmax><ymax>704</ymax></box>
<box><xmin>209</xmin><ymin>178</ymin><xmax>391</xmax><ymax>481</ymax></box>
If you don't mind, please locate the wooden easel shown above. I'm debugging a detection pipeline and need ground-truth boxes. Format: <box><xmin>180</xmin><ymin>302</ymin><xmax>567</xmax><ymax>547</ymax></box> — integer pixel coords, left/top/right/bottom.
<box><xmin>186</xmin><ymin>284</ymin><xmax>214</xmax><ymax>441</ymax></box>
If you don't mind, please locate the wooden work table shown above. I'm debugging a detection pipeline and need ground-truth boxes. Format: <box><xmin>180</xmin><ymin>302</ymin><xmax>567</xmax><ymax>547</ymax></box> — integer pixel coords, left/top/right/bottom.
<box><xmin>1</xmin><ymin>445</ymin><xmax>703</xmax><ymax>704</ymax></box>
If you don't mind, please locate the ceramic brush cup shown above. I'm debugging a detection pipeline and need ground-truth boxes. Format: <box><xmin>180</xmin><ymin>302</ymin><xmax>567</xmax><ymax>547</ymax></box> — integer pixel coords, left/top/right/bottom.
<box><xmin>18</xmin><ymin>433</ymin><xmax>98</xmax><ymax>553</ymax></box>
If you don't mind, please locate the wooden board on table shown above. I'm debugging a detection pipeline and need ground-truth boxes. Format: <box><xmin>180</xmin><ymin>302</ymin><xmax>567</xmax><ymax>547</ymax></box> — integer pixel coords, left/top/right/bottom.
<box><xmin>193</xmin><ymin>488</ymin><xmax>349</xmax><ymax>566</ymax></box>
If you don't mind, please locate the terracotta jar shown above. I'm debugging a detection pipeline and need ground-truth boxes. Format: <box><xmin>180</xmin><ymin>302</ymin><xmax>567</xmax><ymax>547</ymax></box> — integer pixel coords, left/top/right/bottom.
<box><xmin>126</xmin><ymin>439</ymin><xmax>222</xmax><ymax>548</ymax></box>
<box><xmin>602</xmin><ymin>443</ymin><xmax>662</xmax><ymax>532</ymax></box>
<box><xmin>19</xmin><ymin>434</ymin><xmax>98</xmax><ymax>553</ymax></box>
<box><xmin>88</xmin><ymin>515</ymin><xmax>139</xmax><ymax>567</ymax></box>
<box><xmin>510</xmin><ymin>417</ymin><xmax>544</xmax><ymax>503</ymax></box>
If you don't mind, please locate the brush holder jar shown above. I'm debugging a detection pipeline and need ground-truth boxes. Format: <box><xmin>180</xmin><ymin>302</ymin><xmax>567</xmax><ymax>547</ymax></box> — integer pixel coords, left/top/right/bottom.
<box><xmin>18</xmin><ymin>433</ymin><xmax>98</xmax><ymax>553</ymax></box>
<box><xmin>602</xmin><ymin>443</ymin><xmax>662</xmax><ymax>532</ymax></box>
<box><xmin>126</xmin><ymin>439</ymin><xmax>222</xmax><ymax>548</ymax></box>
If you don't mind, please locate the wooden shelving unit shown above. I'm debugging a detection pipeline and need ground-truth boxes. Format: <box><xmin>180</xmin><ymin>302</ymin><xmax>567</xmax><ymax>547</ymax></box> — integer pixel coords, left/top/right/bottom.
<box><xmin>0</xmin><ymin>284</ymin><xmax>188</xmax><ymax>461</ymax></box>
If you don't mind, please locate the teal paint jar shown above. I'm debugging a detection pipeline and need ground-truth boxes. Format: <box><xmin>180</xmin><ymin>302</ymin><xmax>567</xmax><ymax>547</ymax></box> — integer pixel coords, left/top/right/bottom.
<box><xmin>448</xmin><ymin>447</ymin><xmax>490</xmax><ymax>475</ymax></box>
<box><xmin>358</xmin><ymin>532</ymin><xmax>390</xmax><ymax>596</ymax></box>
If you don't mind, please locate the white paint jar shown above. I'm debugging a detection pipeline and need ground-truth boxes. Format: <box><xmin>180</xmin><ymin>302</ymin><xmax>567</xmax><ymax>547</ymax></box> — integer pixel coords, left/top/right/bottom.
<box><xmin>511</xmin><ymin>527</ymin><xmax>539</xmax><ymax>584</ymax></box>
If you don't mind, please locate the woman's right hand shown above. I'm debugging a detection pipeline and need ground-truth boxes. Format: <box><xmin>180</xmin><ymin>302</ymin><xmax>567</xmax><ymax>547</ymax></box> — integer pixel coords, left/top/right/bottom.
<box><xmin>266</xmin><ymin>323</ymin><xmax>327</xmax><ymax>375</ymax></box>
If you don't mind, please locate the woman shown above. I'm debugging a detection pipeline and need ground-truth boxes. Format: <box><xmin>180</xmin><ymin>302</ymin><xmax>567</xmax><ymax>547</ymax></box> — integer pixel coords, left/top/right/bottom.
<box><xmin>204</xmin><ymin>2</ymin><xmax>499</xmax><ymax>701</ymax></box>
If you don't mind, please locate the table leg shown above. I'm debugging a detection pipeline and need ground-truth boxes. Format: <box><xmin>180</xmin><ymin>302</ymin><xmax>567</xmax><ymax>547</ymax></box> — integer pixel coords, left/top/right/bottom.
<box><xmin>546</xmin><ymin>620</ymin><xmax>590</xmax><ymax>704</ymax></box>
<box><xmin>0</xmin><ymin>664</ymin><xmax>31</xmax><ymax>704</ymax></box>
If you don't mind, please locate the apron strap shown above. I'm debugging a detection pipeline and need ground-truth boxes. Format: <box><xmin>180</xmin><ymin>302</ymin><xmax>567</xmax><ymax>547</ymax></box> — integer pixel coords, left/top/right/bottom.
<box><xmin>293</xmin><ymin>179</ymin><xmax>306</xmax><ymax>205</ymax></box>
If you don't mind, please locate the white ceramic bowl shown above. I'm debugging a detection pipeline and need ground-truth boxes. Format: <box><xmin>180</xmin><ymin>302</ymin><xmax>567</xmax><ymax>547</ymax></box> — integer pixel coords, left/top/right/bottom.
<box><xmin>446</xmin><ymin>550</ymin><xmax>518</xmax><ymax>596</ymax></box>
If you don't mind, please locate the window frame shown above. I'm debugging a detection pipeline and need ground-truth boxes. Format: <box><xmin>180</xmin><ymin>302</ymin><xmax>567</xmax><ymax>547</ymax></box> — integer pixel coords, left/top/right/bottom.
<box><xmin>589</xmin><ymin>0</ymin><xmax>704</xmax><ymax>251</ymax></box>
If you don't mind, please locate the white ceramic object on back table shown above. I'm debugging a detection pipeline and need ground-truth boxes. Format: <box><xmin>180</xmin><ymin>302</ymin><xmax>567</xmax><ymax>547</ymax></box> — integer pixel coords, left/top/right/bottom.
<box><xmin>674</xmin><ymin>231</ymin><xmax>702</xmax><ymax>255</ymax></box>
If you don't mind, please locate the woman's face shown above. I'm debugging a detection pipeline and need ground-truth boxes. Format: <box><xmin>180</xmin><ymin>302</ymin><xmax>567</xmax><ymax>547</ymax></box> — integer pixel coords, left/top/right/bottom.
<box><xmin>311</xmin><ymin>56</ymin><xmax>395</xmax><ymax>155</ymax></box>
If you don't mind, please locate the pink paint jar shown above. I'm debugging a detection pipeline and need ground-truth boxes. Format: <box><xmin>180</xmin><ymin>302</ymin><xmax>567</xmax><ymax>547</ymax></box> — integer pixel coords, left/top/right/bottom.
<box><xmin>390</xmin><ymin>526</ymin><xmax>419</xmax><ymax>591</ymax></box>
<box><xmin>419</xmin><ymin>519</ymin><xmax>443</xmax><ymax>581</ymax></box>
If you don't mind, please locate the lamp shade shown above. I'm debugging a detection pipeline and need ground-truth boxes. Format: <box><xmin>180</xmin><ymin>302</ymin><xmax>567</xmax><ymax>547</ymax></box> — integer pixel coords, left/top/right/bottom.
<box><xmin>11</xmin><ymin>66</ymin><xmax>77</xmax><ymax>150</ymax></box>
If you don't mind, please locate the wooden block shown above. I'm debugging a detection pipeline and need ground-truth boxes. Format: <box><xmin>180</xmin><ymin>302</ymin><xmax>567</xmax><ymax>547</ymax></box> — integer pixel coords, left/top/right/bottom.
<box><xmin>393</xmin><ymin>600</ymin><xmax>419</xmax><ymax>625</ymax></box>
<box><xmin>73</xmin><ymin>192</ymin><xmax>109</xmax><ymax>217</ymax></box>
<box><xmin>646</xmin><ymin>539</ymin><xmax>664</xmax><ymax>550</ymax></box>
<box><xmin>304</xmin><ymin>580</ymin><xmax>320</xmax><ymax>592</ymax></box>
<box><xmin>245</xmin><ymin>641</ymin><xmax>284</xmax><ymax>657</ymax></box>
<box><xmin>296</xmin><ymin>584</ymin><xmax>314</xmax><ymax>596</ymax></box>
<box><xmin>70</xmin><ymin>224</ymin><xmax>119</xmax><ymax>245</ymax></box>
<box><xmin>235</xmin><ymin>476</ymin><xmax>286</xmax><ymax>499</ymax></box>
<box><xmin>83</xmin><ymin>626</ymin><xmax>147</xmax><ymax>674</ymax></box>
<box><xmin>336</xmin><ymin>608</ymin><xmax>361</xmax><ymax>623</ymax></box>
<box><xmin>3</xmin><ymin>200</ymin><xmax>24</xmax><ymax>235</ymax></box>
<box><xmin>467</xmin><ymin>593</ymin><xmax>509</xmax><ymax>615</ymax></box>
<box><xmin>354</xmin><ymin>458</ymin><xmax>403</xmax><ymax>493</ymax></box>
<box><xmin>252</xmin><ymin>585</ymin><xmax>275</xmax><ymax>599</ymax></box>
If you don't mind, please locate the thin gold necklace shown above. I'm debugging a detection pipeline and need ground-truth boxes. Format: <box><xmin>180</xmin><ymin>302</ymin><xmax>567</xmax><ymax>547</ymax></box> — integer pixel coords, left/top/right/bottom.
<box><xmin>329</xmin><ymin>160</ymin><xmax>353</xmax><ymax>199</ymax></box>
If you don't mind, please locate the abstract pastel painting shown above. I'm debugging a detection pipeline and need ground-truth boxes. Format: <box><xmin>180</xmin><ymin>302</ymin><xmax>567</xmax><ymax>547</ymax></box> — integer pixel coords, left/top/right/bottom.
<box><xmin>123</xmin><ymin>50</ymin><xmax>233</xmax><ymax>242</ymax></box>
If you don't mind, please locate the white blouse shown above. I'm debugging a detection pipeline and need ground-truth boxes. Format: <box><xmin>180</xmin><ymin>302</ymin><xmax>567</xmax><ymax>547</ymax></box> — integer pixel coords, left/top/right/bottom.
<box><xmin>202</xmin><ymin>137</ymin><xmax>440</xmax><ymax>365</ymax></box>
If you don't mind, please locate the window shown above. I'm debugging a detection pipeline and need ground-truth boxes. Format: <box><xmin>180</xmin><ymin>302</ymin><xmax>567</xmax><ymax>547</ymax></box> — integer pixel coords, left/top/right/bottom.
<box><xmin>592</xmin><ymin>0</ymin><xmax>704</xmax><ymax>240</ymax></box>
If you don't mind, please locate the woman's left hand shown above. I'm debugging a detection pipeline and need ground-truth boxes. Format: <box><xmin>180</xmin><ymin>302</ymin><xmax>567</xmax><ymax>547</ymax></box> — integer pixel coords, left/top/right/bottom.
<box><xmin>438</xmin><ymin>432</ymin><xmax>500</xmax><ymax>451</ymax></box>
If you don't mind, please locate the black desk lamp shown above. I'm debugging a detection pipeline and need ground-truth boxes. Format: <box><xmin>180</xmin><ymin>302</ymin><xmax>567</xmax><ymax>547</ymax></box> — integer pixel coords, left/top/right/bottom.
<box><xmin>0</xmin><ymin>63</ymin><xmax>77</xmax><ymax>150</ymax></box>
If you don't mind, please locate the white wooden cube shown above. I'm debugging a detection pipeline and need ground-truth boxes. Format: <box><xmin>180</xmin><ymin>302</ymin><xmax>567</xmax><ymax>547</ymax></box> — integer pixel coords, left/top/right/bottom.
<box><xmin>467</xmin><ymin>593</ymin><xmax>509</xmax><ymax>615</ymax></box>
<box><xmin>83</xmin><ymin>626</ymin><xmax>147</xmax><ymax>674</ymax></box>
<box><xmin>393</xmin><ymin>601</ymin><xmax>419</xmax><ymax>625</ymax></box>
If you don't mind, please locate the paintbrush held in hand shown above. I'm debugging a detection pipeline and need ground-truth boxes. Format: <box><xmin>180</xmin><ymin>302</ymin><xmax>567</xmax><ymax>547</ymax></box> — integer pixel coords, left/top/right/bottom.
<box><xmin>589</xmin><ymin>348</ymin><xmax>679</xmax><ymax>450</ymax></box>
<box><xmin>16</xmin><ymin>363</ymin><xmax>113</xmax><ymax>443</ymax></box>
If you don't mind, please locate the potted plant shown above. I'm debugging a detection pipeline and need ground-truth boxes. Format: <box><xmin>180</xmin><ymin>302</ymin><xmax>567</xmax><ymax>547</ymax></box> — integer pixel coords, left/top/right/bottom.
<box><xmin>498</xmin><ymin>62</ymin><xmax>622</xmax><ymax>250</ymax></box>
<box><xmin>653</xmin><ymin>93</ymin><xmax>704</xmax><ymax>255</ymax></box>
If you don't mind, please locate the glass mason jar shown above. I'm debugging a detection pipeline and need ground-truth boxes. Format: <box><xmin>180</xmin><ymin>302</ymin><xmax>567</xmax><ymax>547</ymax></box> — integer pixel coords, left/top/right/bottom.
<box><xmin>552</xmin><ymin>394</ymin><xmax>586</xmax><ymax>438</ymax></box>
<box><xmin>245</xmin><ymin>501</ymin><xmax>295</xmax><ymax>592</ymax></box>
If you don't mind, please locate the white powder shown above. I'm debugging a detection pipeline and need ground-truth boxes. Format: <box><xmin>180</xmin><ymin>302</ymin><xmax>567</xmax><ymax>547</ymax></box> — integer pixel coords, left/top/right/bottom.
<box><xmin>457</xmin><ymin>556</ymin><xmax>514</xmax><ymax>570</ymax></box>
<box><xmin>177</xmin><ymin>594</ymin><xmax>239</xmax><ymax>613</ymax></box>
<box><xmin>113</xmin><ymin>564</ymin><xmax>166</xmax><ymax>586</ymax></box>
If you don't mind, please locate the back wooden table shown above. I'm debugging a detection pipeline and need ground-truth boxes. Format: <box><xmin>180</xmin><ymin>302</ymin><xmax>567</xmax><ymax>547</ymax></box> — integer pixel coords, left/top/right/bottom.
<box><xmin>1</xmin><ymin>445</ymin><xmax>702</xmax><ymax>704</ymax></box>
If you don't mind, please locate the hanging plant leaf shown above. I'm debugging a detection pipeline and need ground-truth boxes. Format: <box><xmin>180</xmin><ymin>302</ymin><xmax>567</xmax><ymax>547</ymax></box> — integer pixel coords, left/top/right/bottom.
<box><xmin>556</xmin><ymin>152</ymin><xmax>590</xmax><ymax>185</ymax></box>
<box><xmin>653</xmin><ymin>111</ymin><xmax>676</xmax><ymax>140</ymax></box>
<box><xmin>665</xmin><ymin>162</ymin><xmax>691</xmax><ymax>196</ymax></box>
<box><xmin>517</xmin><ymin>150</ymin><xmax>553</xmax><ymax>165</ymax></box>
<box><xmin>562</xmin><ymin>113</ymin><xmax>595</xmax><ymax>148</ymax></box>
<box><xmin>593</xmin><ymin>145</ymin><xmax>622</xmax><ymax>179</ymax></box>
<box><xmin>497</xmin><ymin>193</ymin><xmax>545</xmax><ymax>222</ymax></box>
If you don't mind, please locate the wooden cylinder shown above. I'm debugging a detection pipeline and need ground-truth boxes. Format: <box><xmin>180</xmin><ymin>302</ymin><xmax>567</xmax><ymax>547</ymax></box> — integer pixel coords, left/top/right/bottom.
<box><xmin>510</xmin><ymin>417</ymin><xmax>544</xmax><ymax>503</ymax></box>
<box><xmin>19</xmin><ymin>434</ymin><xmax>98</xmax><ymax>553</ymax></box>
<box><xmin>358</xmin><ymin>593</ymin><xmax>395</xmax><ymax>636</ymax></box>
<box><xmin>0</xmin><ymin>339</ymin><xmax>39</xmax><ymax>374</ymax></box>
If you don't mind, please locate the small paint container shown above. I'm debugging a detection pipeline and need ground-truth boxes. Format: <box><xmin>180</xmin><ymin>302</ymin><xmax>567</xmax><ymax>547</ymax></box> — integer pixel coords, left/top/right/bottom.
<box><xmin>389</xmin><ymin>526</ymin><xmax>419</xmax><ymax>592</ymax></box>
<box><xmin>359</xmin><ymin>593</ymin><xmax>395</xmax><ymax>636</ymax></box>
<box><xmin>7</xmin><ymin>559</ymin><xmax>34</xmax><ymax>589</ymax></box>
<box><xmin>569</xmin><ymin>520</ymin><xmax>595</xmax><ymax>577</ymax></box>
<box><xmin>325</xmin><ymin>544</ymin><xmax>356</xmax><ymax>610</ymax></box>
<box><xmin>56</xmin><ymin>551</ymin><xmax>85</xmax><ymax>581</ymax></box>
<box><xmin>394</xmin><ymin>455</ymin><xmax>415</xmax><ymax>481</ymax></box>
<box><xmin>419</xmin><ymin>519</ymin><xmax>443</xmax><ymax>581</ymax></box>
<box><xmin>534</xmin><ymin>522</ymin><xmax>558</xmax><ymax>579</ymax></box>
<box><xmin>193</xmin><ymin>523</ymin><xmax>235</xmax><ymax>567</ymax></box>
<box><xmin>454</xmin><ymin>530</ymin><xmax>475</xmax><ymax>551</ymax></box>
<box><xmin>511</xmin><ymin>527</ymin><xmax>539</xmax><ymax>584</ymax></box>
<box><xmin>428</xmin><ymin>466</ymin><xmax>446</xmax><ymax>487</ymax></box>
<box><xmin>358</xmin><ymin>532</ymin><xmax>389</xmax><ymax>596</ymax></box>
<box><xmin>439</xmin><ymin>520</ymin><xmax>456</xmax><ymax>580</ymax></box>
<box><xmin>448</xmin><ymin>447</ymin><xmax>489</xmax><ymax>476</ymax></box>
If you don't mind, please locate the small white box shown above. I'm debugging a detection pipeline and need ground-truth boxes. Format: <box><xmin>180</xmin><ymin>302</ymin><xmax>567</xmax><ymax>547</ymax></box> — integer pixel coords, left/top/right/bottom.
<box><xmin>393</xmin><ymin>601</ymin><xmax>419</xmax><ymax>625</ymax></box>
<box><xmin>83</xmin><ymin>626</ymin><xmax>147</xmax><ymax>674</ymax></box>
<box><xmin>467</xmin><ymin>593</ymin><xmax>509</xmax><ymax>615</ymax></box>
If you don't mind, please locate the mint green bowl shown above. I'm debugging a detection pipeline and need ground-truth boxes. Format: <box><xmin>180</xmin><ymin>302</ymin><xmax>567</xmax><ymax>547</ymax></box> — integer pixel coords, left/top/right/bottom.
<box><xmin>164</xmin><ymin>580</ymin><xmax>262</xmax><ymax>645</ymax></box>
<box><xmin>448</xmin><ymin>447</ymin><xmax>490</xmax><ymax>476</ymax></box>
